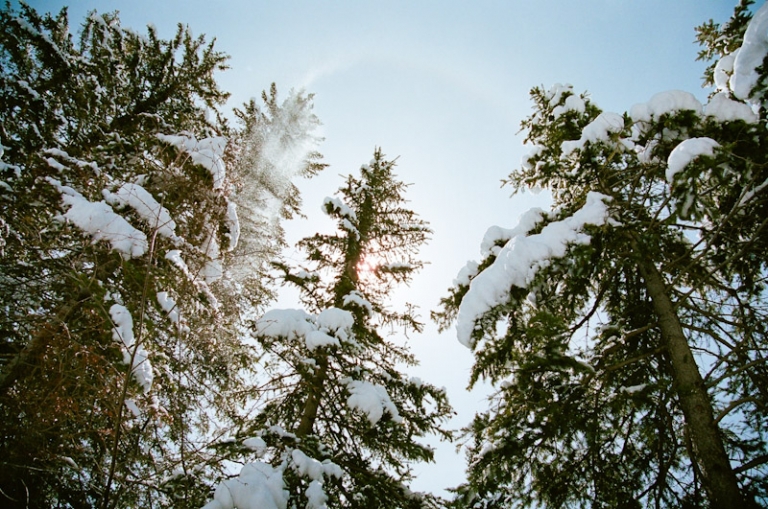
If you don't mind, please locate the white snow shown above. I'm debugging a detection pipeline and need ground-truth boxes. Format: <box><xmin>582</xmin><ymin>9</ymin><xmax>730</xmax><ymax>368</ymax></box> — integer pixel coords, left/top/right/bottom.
<box><xmin>456</xmin><ymin>192</ymin><xmax>611</xmax><ymax>348</ymax></box>
<box><xmin>255</xmin><ymin>309</ymin><xmax>315</xmax><ymax>340</ymax></box>
<box><xmin>156</xmin><ymin>291</ymin><xmax>180</xmax><ymax>323</ymax></box>
<box><xmin>480</xmin><ymin>208</ymin><xmax>545</xmax><ymax>257</ymax></box>
<box><xmin>547</xmin><ymin>83</ymin><xmax>574</xmax><ymax>107</ymax></box>
<box><xmin>521</xmin><ymin>144</ymin><xmax>545</xmax><ymax>172</ymax></box>
<box><xmin>561</xmin><ymin>112</ymin><xmax>624</xmax><ymax>156</ymax></box>
<box><xmin>47</xmin><ymin>177</ymin><xmax>148</xmax><ymax>258</ymax></box>
<box><xmin>305</xmin><ymin>330</ymin><xmax>341</xmax><ymax>350</ymax></box>
<box><xmin>739</xmin><ymin>177</ymin><xmax>768</xmax><ymax>207</ymax></box>
<box><xmin>452</xmin><ymin>260</ymin><xmax>480</xmax><ymax>288</ymax></box>
<box><xmin>243</xmin><ymin>437</ymin><xmax>267</xmax><ymax>456</ymax></box>
<box><xmin>382</xmin><ymin>262</ymin><xmax>414</xmax><ymax>270</ymax></box>
<box><xmin>226</xmin><ymin>200</ymin><xmax>240</xmax><ymax>251</ymax></box>
<box><xmin>201</xmin><ymin>462</ymin><xmax>288</xmax><ymax>509</ymax></box>
<box><xmin>323</xmin><ymin>196</ymin><xmax>357</xmax><ymax>221</ymax></box>
<box><xmin>346</xmin><ymin>379</ymin><xmax>402</xmax><ymax>425</ymax></box>
<box><xmin>106</xmin><ymin>183</ymin><xmax>178</xmax><ymax>239</ymax></box>
<box><xmin>16</xmin><ymin>79</ymin><xmax>40</xmax><ymax>99</ymax></box>
<box><xmin>666</xmin><ymin>137</ymin><xmax>720</xmax><ymax>182</ymax></box>
<box><xmin>288</xmin><ymin>450</ymin><xmax>342</xmax><ymax>509</ymax></box>
<box><xmin>255</xmin><ymin>308</ymin><xmax>354</xmax><ymax>351</ymax></box>
<box><xmin>342</xmin><ymin>290</ymin><xmax>374</xmax><ymax>314</ymax></box>
<box><xmin>315</xmin><ymin>308</ymin><xmax>354</xmax><ymax>340</ymax></box>
<box><xmin>630</xmin><ymin>90</ymin><xmax>703</xmax><ymax>122</ymax></box>
<box><xmin>730</xmin><ymin>2</ymin><xmax>768</xmax><ymax>100</ymax></box>
<box><xmin>620</xmin><ymin>384</ymin><xmax>647</xmax><ymax>395</ymax></box>
<box><xmin>552</xmin><ymin>93</ymin><xmax>586</xmax><ymax>119</ymax></box>
<box><xmin>109</xmin><ymin>304</ymin><xmax>153</xmax><ymax>394</ymax></box>
<box><xmin>0</xmin><ymin>144</ymin><xmax>20</xmax><ymax>178</ymax></box>
<box><xmin>166</xmin><ymin>249</ymin><xmax>192</xmax><ymax>277</ymax></box>
<box><xmin>291</xmin><ymin>449</ymin><xmax>343</xmax><ymax>481</ymax></box>
<box><xmin>124</xmin><ymin>399</ymin><xmax>141</xmax><ymax>417</ymax></box>
<box><xmin>704</xmin><ymin>92</ymin><xmax>758</xmax><ymax>123</ymax></box>
<box><xmin>46</xmin><ymin>156</ymin><xmax>67</xmax><ymax>172</ymax></box>
<box><xmin>714</xmin><ymin>51</ymin><xmax>737</xmax><ymax>92</ymax></box>
<box><xmin>305</xmin><ymin>480</ymin><xmax>328</xmax><ymax>509</ymax></box>
<box><xmin>341</xmin><ymin>218</ymin><xmax>359</xmax><ymax>238</ymax></box>
<box><xmin>156</xmin><ymin>133</ymin><xmax>227</xmax><ymax>190</ymax></box>
<box><xmin>201</xmin><ymin>231</ymin><xmax>223</xmax><ymax>283</ymax></box>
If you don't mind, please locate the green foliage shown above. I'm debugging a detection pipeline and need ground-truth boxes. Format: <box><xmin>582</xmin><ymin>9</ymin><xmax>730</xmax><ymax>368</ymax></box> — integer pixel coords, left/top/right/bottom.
<box><xmin>233</xmin><ymin>150</ymin><xmax>453</xmax><ymax>508</ymax></box>
<box><xmin>0</xmin><ymin>4</ymin><xmax>321</xmax><ymax>507</ymax></box>
<box><xmin>440</xmin><ymin>5</ymin><xmax>768</xmax><ymax>507</ymax></box>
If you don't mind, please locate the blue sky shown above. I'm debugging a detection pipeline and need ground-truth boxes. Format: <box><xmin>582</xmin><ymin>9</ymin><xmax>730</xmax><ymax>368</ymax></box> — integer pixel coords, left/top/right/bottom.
<box><xmin>22</xmin><ymin>0</ymin><xmax>743</xmax><ymax>496</ymax></box>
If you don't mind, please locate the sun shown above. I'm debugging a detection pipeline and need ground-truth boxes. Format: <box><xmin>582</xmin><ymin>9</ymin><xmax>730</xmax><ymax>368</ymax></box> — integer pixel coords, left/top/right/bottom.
<box><xmin>356</xmin><ymin>256</ymin><xmax>382</xmax><ymax>279</ymax></box>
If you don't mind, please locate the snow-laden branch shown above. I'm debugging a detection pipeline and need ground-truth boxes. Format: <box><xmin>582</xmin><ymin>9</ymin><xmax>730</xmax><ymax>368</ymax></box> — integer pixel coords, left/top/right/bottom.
<box><xmin>456</xmin><ymin>192</ymin><xmax>612</xmax><ymax>348</ymax></box>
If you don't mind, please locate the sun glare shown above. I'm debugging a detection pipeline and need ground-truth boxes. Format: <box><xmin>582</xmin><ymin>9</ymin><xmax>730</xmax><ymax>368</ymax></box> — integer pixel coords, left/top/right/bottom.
<box><xmin>356</xmin><ymin>256</ymin><xmax>382</xmax><ymax>279</ymax></box>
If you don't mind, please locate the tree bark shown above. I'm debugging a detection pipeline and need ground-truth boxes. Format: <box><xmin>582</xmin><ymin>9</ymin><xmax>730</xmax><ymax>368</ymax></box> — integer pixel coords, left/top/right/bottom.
<box><xmin>638</xmin><ymin>257</ymin><xmax>746</xmax><ymax>509</ymax></box>
<box><xmin>296</xmin><ymin>355</ymin><xmax>328</xmax><ymax>438</ymax></box>
<box><xmin>296</xmin><ymin>177</ymin><xmax>373</xmax><ymax>438</ymax></box>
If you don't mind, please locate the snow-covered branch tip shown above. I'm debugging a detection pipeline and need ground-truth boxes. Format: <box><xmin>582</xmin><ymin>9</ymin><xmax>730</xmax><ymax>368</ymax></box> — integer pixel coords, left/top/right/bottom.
<box><xmin>456</xmin><ymin>192</ymin><xmax>612</xmax><ymax>348</ymax></box>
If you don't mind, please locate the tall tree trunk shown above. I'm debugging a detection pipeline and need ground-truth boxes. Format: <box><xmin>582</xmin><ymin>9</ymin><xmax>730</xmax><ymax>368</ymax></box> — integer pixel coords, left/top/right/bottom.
<box><xmin>296</xmin><ymin>184</ymin><xmax>373</xmax><ymax>438</ymax></box>
<box><xmin>638</xmin><ymin>257</ymin><xmax>746</xmax><ymax>509</ymax></box>
<box><xmin>296</xmin><ymin>355</ymin><xmax>328</xmax><ymax>438</ymax></box>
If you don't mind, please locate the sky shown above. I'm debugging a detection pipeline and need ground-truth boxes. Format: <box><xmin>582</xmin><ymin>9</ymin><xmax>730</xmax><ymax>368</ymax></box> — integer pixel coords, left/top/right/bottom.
<box><xmin>22</xmin><ymin>0</ymin><xmax>743</xmax><ymax>497</ymax></box>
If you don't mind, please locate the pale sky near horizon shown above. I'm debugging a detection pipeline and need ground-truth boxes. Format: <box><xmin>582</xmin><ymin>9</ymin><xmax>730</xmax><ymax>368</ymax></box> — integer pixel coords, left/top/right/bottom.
<box><xmin>21</xmin><ymin>0</ymin><xmax>743</xmax><ymax>496</ymax></box>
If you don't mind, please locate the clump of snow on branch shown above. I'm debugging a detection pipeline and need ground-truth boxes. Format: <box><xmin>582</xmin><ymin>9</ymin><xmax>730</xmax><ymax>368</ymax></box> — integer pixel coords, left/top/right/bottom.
<box><xmin>109</xmin><ymin>304</ymin><xmax>153</xmax><ymax>394</ymax></box>
<box><xmin>456</xmin><ymin>192</ymin><xmax>612</xmax><ymax>348</ymax></box>
<box><xmin>730</xmin><ymin>1</ymin><xmax>768</xmax><ymax>100</ymax></box>
<box><xmin>315</xmin><ymin>308</ymin><xmax>354</xmax><ymax>339</ymax></box>
<box><xmin>561</xmin><ymin>112</ymin><xmax>624</xmax><ymax>156</ymax></box>
<box><xmin>323</xmin><ymin>196</ymin><xmax>357</xmax><ymax>221</ymax></box>
<box><xmin>156</xmin><ymin>291</ymin><xmax>180</xmax><ymax>323</ymax></box>
<box><xmin>305</xmin><ymin>481</ymin><xmax>329</xmax><ymax>509</ymax></box>
<box><xmin>305</xmin><ymin>330</ymin><xmax>340</xmax><ymax>350</ymax></box>
<box><xmin>342</xmin><ymin>290</ymin><xmax>374</xmax><ymax>315</ymax></box>
<box><xmin>255</xmin><ymin>308</ymin><xmax>315</xmax><ymax>340</ymax></box>
<box><xmin>324</xmin><ymin>196</ymin><xmax>359</xmax><ymax>237</ymax></box>
<box><xmin>714</xmin><ymin>52</ymin><xmax>737</xmax><ymax>93</ymax></box>
<box><xmin>452</xmin><ymin>209</ymin><xmax>548</xmax><ymax>290</ymax></box>
<box><xmin>453</xmin><ymin>260</ymin><xmax>480</xmax><ymax>288</ymax></box>
<box><xmin>105</xmin><ymin>183</ymin><xmax>178</xmax><ymax>239</ymax></box>
<box><xmin>225</xmin><ymin>201</ymin><xmax>240</xmax><ymax>251</ymax></box>
<box><xmin>666</xmin><ymin>137</ymin><xmax>720</xmax><ymax>182</ymax></box>
<box><xmin>546</xmin><ymin>83</ymin><xmax>576</xmax><ymax>109</ymax></box>
<box><xmin>201</xmin><ymin>462</ymin><xmax>288</xmax><ymax>509</ymax></box>
<box><xmin>291</xmin><ymin>449</ymin><xmax>343</xmax><ymax>481</ymax></box>
<box><xmin>629</xmin><ymin>90</ymin><xmax>703</xmax><ymax>122</ymax></box>
<box><xmin>521</xmin><ymin>145</ymin><xmax>545</xmax><ymax>173</ymax></box>
<box><xmin>345</xmin><ymin>379</ymin><xmax>402</xmax><ymax>425</ymax></box>
<box><xmin>480</xmin><ymin>209</ymin><xmax>546</xmax><ymax>257</ymax></box>
<box><xmin>255</xmin><ymin>307</ymin><xmax>354</xmax><ymax>351</ymax></box>
<box><xmin>156</xmin><ymin>133</ymin><xmax>227</xmax><ymax>190</ymax></box>
<box><xmin>553</xmin><ymin>94</ymin><xmax>586</xmax><ymax>119</ymax></box>
<box><xmin>243</xmin><ymin>437</ymin><xmax>267</xmax><ymax>456</ymax></box>
<box><xmin>47</xmin><ymin>177</ymin><xmax>148</xmax><ymax>258</ymax></box>
<box><xmin>704</xmin><ymin>92</ymin><xmax>758</xmax><ymax>123</ymax></box>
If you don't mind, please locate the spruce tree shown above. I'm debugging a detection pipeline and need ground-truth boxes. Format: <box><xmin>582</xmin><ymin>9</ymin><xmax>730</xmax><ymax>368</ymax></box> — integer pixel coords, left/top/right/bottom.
<box><xmin>437</xmin><ymin>2</ymin><xmax>768</xmax><ymax>507</ymax></box>
<box><xmin>0</xmin><ymin>4</ymin><xmax>322</xmax><ymax>507</ymax></box>
<box><xmin>203</xmin><ymin>149</ymin><xmax>453</xmax><ymax>509</ymax></box>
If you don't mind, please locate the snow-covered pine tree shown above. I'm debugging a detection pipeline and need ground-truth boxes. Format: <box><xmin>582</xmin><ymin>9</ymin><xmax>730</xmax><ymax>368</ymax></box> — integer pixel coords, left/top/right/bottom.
<box><xmin>203</xmin><ymin>149</ymin><xmax>453</xmax><ymax>509</ymax></box>
<box><xmin>436</xmin><ymin>2</ymin><xmax>768</xmax><ymax>508</ymax></box>
<box><xmin>0</xmin><ymin>5</ymin><xmax>322</xmax><ymax>507</ymax></box>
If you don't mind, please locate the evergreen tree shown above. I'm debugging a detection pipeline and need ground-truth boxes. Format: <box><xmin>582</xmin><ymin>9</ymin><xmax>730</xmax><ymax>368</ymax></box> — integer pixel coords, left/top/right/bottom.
<box><xmin>203</xmin><ymin>150</ymin><xmax>453</xmax><ymax>509</ymax></box>
<box><xmin>0</xmin><ymin>4</ymin><xmax>321</xmax><ymax>507</ymax></box>
<box><xmin>436</xmin><ymin>2</ymin><xmax>768</xmax><ymax>507</ymax></box>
